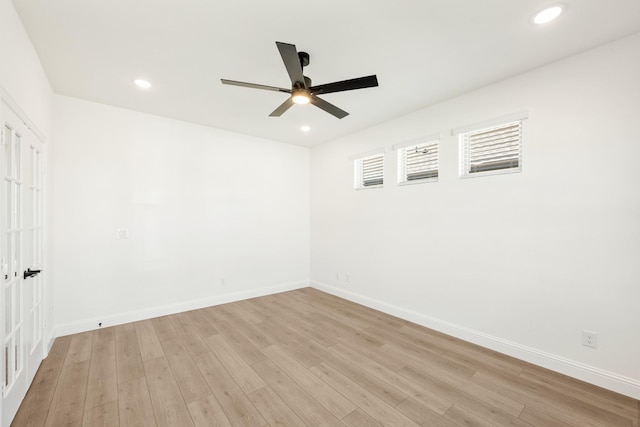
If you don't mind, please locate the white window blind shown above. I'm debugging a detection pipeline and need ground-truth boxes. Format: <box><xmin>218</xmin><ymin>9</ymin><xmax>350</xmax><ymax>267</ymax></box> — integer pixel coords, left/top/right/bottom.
<box><xmin>398</xmin><ymin>140</ymin><xmax>439</xmax><ymax>184</ymax></box>
<box><xmin>460</xmin><ymin>120</ymin><xmax>522</xmax><ymax>176</ymax></box>
<box><xmin>354</xmin><ymin>153</ymin><xmax>384</xmax><ymax>189</ymax></box>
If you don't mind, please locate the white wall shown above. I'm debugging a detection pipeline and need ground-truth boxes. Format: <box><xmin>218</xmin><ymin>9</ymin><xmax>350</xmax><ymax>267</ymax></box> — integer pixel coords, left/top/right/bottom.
<box><xmin>0</xmin><ymin>0</ymin><xmax>53</xmax><ymax>132</ymax></box>
<box><xmin>310</xmin><ymin>33</ymin><xmax>640</xmax><ymax>397</ymax></box>
<box><xmin>53</xmin><ymin>96</ymin><xmax>310</xmax><ymax>332</ymax></box>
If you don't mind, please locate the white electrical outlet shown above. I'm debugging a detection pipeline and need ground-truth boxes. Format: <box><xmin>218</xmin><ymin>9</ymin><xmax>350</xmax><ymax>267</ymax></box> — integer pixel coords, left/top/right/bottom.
<box><xmin>345</xmin><ymin>274</ymin><xmax>351</xmax><ymax>285</ymax></box>
<box><xmin>582</xmin><ymin>330</ymin><xmax>598</xmax><ymax>348</ymax></box>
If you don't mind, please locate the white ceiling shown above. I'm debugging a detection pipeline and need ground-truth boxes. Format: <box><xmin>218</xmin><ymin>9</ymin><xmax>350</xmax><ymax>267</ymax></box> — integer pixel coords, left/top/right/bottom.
<box><xmin>12</xmin><ymin>0</ymin><xmax>640</xmax><ymax>147</ymax></box>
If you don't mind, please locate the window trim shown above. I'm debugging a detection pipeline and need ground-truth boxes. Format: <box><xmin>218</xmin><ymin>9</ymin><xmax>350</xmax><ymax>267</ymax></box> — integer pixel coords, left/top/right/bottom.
<box><xmin>353</xmin><ymin>150</ymin><xmax>385</xmax><ymax>190</ymax></box>
<box><xmin>394</xmin><ymin>135</ymin><xmax>440</xmax><ymax>186</ymax></box>
<box><xmin>454</xmin><ymin>111</ymin><xmax>528</xmax><ymax>179</ymax></box>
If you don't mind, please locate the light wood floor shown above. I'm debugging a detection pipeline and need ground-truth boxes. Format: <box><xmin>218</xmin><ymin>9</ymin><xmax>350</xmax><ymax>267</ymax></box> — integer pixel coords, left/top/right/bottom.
<box><xmin>12</xmin><ymin>288</ymin><xmax>639</xmax><ymax>426</ymax></box>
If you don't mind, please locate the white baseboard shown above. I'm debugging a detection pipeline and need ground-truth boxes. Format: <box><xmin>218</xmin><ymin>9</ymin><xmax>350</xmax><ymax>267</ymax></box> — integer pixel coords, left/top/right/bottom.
<box><xmin>55</xmin><ymin>280</ymin><xmax>308</xmax><ymax>337</ymax></box>
<box><xmin>311</xmin><ymin>281</ymin><xmax>640</xmax><ymax>400</ymax></box>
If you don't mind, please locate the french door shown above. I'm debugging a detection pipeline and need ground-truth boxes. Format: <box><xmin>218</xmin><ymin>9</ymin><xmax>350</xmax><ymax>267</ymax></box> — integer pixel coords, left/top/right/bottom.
<box><xmin>1</xmin><ymin>103</ymin><xmax>45</xmax><ymax>426</ymax></box>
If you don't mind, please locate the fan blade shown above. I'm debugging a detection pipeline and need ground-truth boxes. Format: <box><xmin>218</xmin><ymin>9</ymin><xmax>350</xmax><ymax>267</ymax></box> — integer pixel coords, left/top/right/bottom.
<box><xmin>310</xmin><ymin>75</ymin><xmax>378</xmax><ymax>95</ymax></box>
<box><xmin>310</xmin><ymin>95</ymin><xmax>349</xmax><ymax>119</ymax></box>
<box><xmin>269</xmin><ymin>98</ymin><xmax>295</xmax><ymax>117</ymax></box>
<box><xmin>276</xmin><ymin>42</ymin><xmax>306</xmax><ymax>88</ymax></box>
<box><xmin>221</xmin><ymin>79</ymin><xmax>291</xmax><ymax>93</ymax></box>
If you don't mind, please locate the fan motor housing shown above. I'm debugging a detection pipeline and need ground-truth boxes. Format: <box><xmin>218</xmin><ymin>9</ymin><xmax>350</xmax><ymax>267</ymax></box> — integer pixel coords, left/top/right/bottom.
<box><xmin>298</xmin><ymin>51</ymin><xmax>310</xmax><ymax>68</ymax></box>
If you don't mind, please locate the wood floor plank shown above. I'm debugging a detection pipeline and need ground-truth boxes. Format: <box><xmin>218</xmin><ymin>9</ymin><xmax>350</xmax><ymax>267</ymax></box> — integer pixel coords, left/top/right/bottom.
<box><xmin>223</xmin><ymin>302</ymin><xmax>265</xmax><ymax>324</ymax></box>
<box><xmin>310</xmin><ymin>362</ymin><xmax>420</xmax><ymax>426</ymax></box>
<box><xmin>11</xmin><ymin>385</ymin><xmax>57</xmax><ymax>427</ymax></box>
<box><xmin>183</xmin><ymin>309</ymin><xmax>219</xmax><ymax>339</ymax></box>
<box><xmin>82</xmin><ymin>401</ymin><xmax>119</xmax><ymax>427</ymax></box>
<box><xmin>302</xmin><ymin>339</ymin><xmax>407</xmax><ymax>407</ymax></box>
<box><xmin>29</xmin><ymin>335</ymin><xmax>72</xmax><ymax>389</ymax></box>
<box><xmin>395</xmin><ymin>398</ymin><xmax>459</xmax><ymax>427</ymax></box>
<box><xmin>237</xmin><ymin>298</ymin><xmax>279</xmax><ymax>323</ymax></box>
<box><xmin>245</xmin><ymin>293</ymin><xmax>300</xmax><ymax>323</ymax></box>
<box><xmin>203</xmin><ymin>305</ymin><xmax>228</xmax><ymax>324</ymax></box>
<box><xmin>272</xmin><ymin>310</ymin><xmax>339</xmax><ymax>348</ymax></box>
<box><xmin>247</xmin><ymin>387</ymin><xmax>306</xmax><ymax>426</ymax></box>
<box><xmin>143</xmin><ymin>356</ymin><xmax>194</xmax><ymax>427</ymax></box>
<box><xmin>118</xmin><ymin>377</ymin><xmax>156</xmax><ymax>427</ymax></box>
<box><xmin>161</xmin><ymin>338</ymin><xmax>211</xmax><ymax>404</ymax></box>
<box><xmin>341</xmin><ymin>408</ymin><xmax>384</xmax><ymax>427</ymax></box>
<box><xmin>394</xmin><ymin>323</ymin><xmax>526</xmax><ymax>379</ymax></box>
<box><xmin>212</xmin><ymin>319</ymin><xmax>267</xmax><ymax>366</ymax></box>
<box><xmin>518</xmin><ymin>366</ymin><xmax>639</xmax><ymax>422</ymax></box>
<box><xmin>194</xmin><ymin>351</ymin><xmax>266</xmax><ymax>427</ymax></box>
<box><xmin>45</xmin><ymin>361</ymin><xmax>90</xmax><ymax>427</ymax></box>
<box><xmin>253</xmin><ymin>318</ymin><xmax>322</xmax><ymax>367</ymax></box>
<box><xmin>471</xmin><ymin>370</ymin><xmax>633</xmax><ymax>427</ymax></box>
<box><xmin>134</xmin><ymin>320</ymin><xmax>164</xmax><ymax>361</ymax></box>
<box><xmin>151</xmin><ymin>315</ymin><xmax>179</xmax><ymax>343</ymax></box>
<box><xmin>85</xmin><ymin>327</ymin><xmax>118</xmax><ymax>410</ymax></box>
<box><xmin>398</xmin><ymin>364</ymin><xmax>525</xmax><ymax>417</ymax></box>
<box><xmin>64</xmin><ymin>331</ymin><xmax>94</xmax><ymax>365</ymax></box>
<box><xmin>253</xmin><ymin>316</ymin><xmax>307</xmax><ymax>348</ymax></box>
<box><xmin>309</xmin><ymin>312</ymin><xmax>384</xmax><ymax>352</ymax></box>
<box><xmin>115</xmin><ymin>325</ymin><xmax>145</xmax><ymax>384</ymax></box>
<box><xmin>378</xmin><ymin>342</ymin><xmax>476</xmax><ymax>383</ymax></box>
<box><xmin>300</xmin><ymin>289</ymin><xmax>408</xmax><ymax>330</ymax></box>
<box><xmin>518</xmin><ymin>406</ymin><xmax>573</xmax><ymax>427</ymax></box>
<box><xmin>262</xmin><ymin>344</ymin><xmax>356</xmax><ymax>419</ymax></box>
<box><xmin>252</xmin><ymin>359</ymin><xmax>342</xmax><ymax>427</ymax></box>
<box><xmin>329</xmin><ymin>342</ymin><xmax>454</xmax><ymax>415</ymax></box>
<box><xmin>170</xmin><ymin>313</ymin><xmax>209</xmax><ymax>358</ymax></box>
<box><xmin>335</xmin><ymin>338</ymin><xmax>407</xmax><ymax>372</ymax></box>
<box><xmin>311</xmin><ymin>300</ymin><xmax>380</xmax><ymax>332</ymax></box>
<box><xmin>220</xmin><ymin>312</ymin><xmax>274</xmax><ymax>349</ymax></box>
<box><xmin>203</xmin><ymin>334</ymin><xmax>266</xmax><ymax>394</ymax></box>
<box><xmin>187</xmin><ymin>395</ymin><xmax>232</xmax><ymax>427</ymax></box>
<box><xmin>443</xmin><ymin>402</ymin><xmax>531</xmax><ymax>427</ymax></box>
<box><xmin>440</xmin><ymin>347</ymin><xmax>525</xmax><ymax>379</ymax></box>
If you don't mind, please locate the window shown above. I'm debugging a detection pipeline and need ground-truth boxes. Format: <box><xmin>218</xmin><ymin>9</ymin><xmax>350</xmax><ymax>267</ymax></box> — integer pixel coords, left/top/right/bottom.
<box><xmin>398</xmin><ymin>139</ymin><xmax>439</xmax><ymax>184</ymax></box>
<box><xmin>354</xmin><ymin>153</ymin><xmax>384</xmax><ymax>189</ymax></box>
<box><xmin>458</xmin><ymin>118</ymin><xmax>524</xmax><ymax>177</ymax></box>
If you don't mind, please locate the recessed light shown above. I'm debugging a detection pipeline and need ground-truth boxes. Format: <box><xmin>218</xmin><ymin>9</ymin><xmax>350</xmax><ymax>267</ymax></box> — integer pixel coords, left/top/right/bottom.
<box><xmin>532</xmin><ymin>4</ymin><xmax>565</xmax><ymax>24</ymax></box>
<box><xmin>300</xmin><ymin>125</ymin><xmax>311</xmax><ymax>132</ymax></box>
<box><xmin>134</xmin><ymin>79</ymin><xmax>152</xmax><ymax>89</ymax></box>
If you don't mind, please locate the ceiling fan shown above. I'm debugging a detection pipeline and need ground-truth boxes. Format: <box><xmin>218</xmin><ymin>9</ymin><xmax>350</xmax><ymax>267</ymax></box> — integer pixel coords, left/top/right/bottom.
<box><xmin>221</xmin><ymin>41</ymin><xmax>379</xmax><ymax>119</ymax></box>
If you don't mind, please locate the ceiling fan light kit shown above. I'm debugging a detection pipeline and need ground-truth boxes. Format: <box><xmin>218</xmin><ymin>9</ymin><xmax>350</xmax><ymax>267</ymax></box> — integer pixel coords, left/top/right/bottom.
<box><xmin>221</xmin><ymin>41</ymin><xmax>378</xmax><ymax>119</ymax></box>
<box><xmin>291</xmin><ymin>89</ymin><xmax>311</xmax><ymax>104</ymax></box>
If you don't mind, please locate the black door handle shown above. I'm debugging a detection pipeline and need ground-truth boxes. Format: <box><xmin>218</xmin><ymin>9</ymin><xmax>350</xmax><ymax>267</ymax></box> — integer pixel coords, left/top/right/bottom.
<box><xmin>24</xmin><ymin>268</ymin><xmax>42</xmax><ymax>279</ymax></box>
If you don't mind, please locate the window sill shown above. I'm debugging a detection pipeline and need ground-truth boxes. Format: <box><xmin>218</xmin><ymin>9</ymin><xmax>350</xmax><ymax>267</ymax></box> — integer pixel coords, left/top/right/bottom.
<box><xmin>398</xmin><ymin>178</ymin><xmax>438</xmax><ymax>186</ymax></box>
<box><xmin>355</xmin><ymin>184</ymin><xmax>384</xmax><ymax>191</ymax></box>
<box><xmin>460</xmin><ymin>167</ymin><xmax>521</xmax><ymax>179</ymax></box>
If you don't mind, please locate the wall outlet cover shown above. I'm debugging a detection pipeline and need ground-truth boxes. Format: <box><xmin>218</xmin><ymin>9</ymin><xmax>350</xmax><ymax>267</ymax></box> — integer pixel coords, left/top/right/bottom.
<box><xmin>582</xmin><ymin>330</ymin><xmax>598</xmax><ymax>349</ymax></box>
<box><xmin>116</xmin><ymin>229</ymin><xmax>129</xmax><ymax>239</ymax></box>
